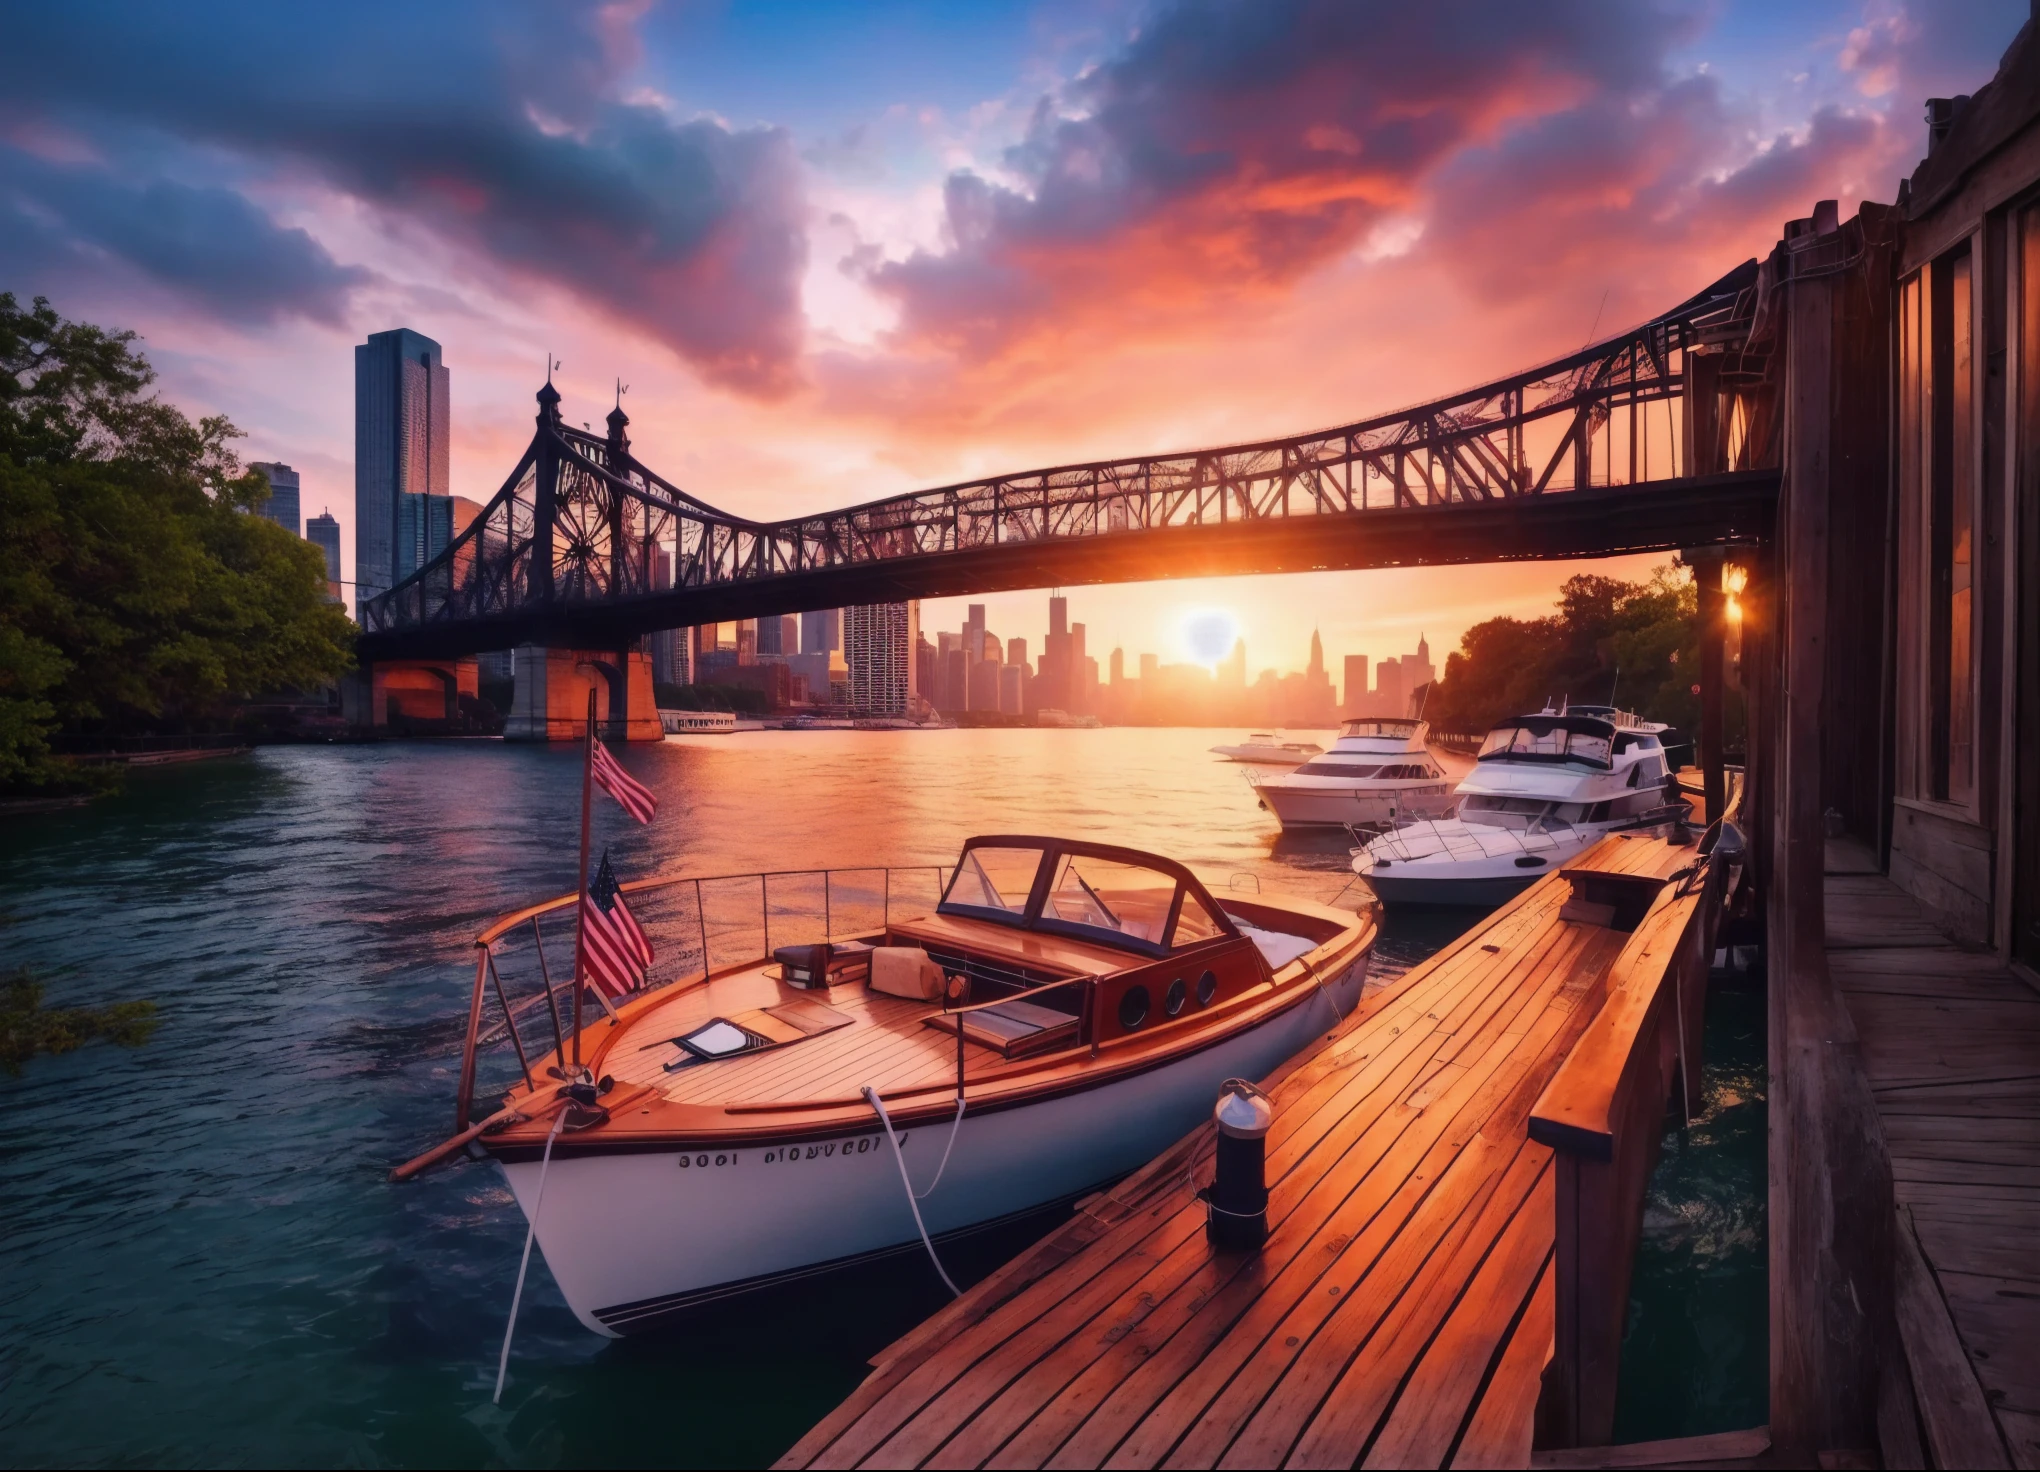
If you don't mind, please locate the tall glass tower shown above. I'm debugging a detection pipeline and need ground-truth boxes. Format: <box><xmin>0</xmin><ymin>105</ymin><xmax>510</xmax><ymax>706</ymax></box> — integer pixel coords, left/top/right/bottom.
<box><xmin>354</xmin><ymin>328</ymin><xmax>450</xmax><ymax>602</ymax></box>
<box><xmin>247</xmin><ymin>461</ymin><xmax>300</xmax><ymax>536</ymax></box>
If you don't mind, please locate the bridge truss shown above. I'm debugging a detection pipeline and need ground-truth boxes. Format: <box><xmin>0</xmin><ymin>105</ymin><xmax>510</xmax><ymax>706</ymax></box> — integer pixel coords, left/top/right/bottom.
<box><xmin>358</xmin><ymin>261</ymin><xmax>1777</xmax><ymax>660</ymax></box>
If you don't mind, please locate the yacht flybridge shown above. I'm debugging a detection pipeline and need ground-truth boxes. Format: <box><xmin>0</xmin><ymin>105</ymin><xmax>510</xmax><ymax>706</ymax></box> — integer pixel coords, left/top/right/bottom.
<box><xmin>397</xmin><ymin>835</ymin><xmax>1373</xmax><ymax>1336</ymax></box>
<box><xmin>1352</xmin><ymin>710</ymin><xmax>1688</xmax><ymax>905</ymax></box>
<box><xmin>1248</xmin><ymin>718</ymin><xmax>1455</xmax><ymax>830</ymax></box>
<box><xmin>1210</xmin><ymin>732</ymin><xmax>1324</xmax><ymax>766</ymax></box>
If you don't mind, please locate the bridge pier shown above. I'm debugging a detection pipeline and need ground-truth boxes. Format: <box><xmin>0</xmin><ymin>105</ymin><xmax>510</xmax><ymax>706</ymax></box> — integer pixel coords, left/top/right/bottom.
<box><xmin>503</xmin><ymin>646</ymin><xmax>661</xmax><ymax>742</ymax></box>
<box><xmin>341</xmin><ymin>658</ymin><xmax>478</xmax><ymax>730</ymax></box>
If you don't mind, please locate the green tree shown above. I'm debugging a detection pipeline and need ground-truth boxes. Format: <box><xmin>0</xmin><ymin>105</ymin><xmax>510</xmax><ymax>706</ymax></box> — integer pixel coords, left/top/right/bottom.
<box><xmin>0</xmin><ymin>294</ymin><xmax>353</xmax><ymax>788</ymax></box>
<box><xmin>1428</xmin><ymin>561</ymin><xmax>1729</xmax><ymax>738</ymax></box>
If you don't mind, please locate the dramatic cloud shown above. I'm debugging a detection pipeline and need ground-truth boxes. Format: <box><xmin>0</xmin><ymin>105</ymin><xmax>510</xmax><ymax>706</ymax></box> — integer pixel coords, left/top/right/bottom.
<box><xmin>0</xmin><ymin>153</ymin><xmax>366</xmax><ymax>326</ymax></box>
<box><xmin>0</xmin><ymin>1</ymin><xmax>808</xmax><ymax>393</ymax></box>
<box><xmin>865</xmin><ymin>0</ymin><xmax>1702</xmax><ymax>357</ymax></box>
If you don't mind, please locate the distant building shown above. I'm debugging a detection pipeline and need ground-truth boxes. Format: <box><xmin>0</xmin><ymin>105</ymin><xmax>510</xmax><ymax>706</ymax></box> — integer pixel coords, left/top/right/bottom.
<box><xmin>802</xmin><ymin>608</ymin><xmax>842</xmax><ymax>655</ymax></box>
<box><xmin>757</xmin><ymin>614</ymin><xmax>797</xmax><ymax>658</ymax></box>
<box><xmin>845</xmin><ymin>601</ymin><xmax>920</xmax><ymax>715</ymax></box>
<box><xmin>305</xmin><ymin>509</ymin><xmax>342</xmax><ymax>601</ymax></box>
<box><xmin>354</xmin><ymin>328</ymin><xmax>450</xmax><ymax>600</ymax></box>
<box><xmin>1344</xmin><ymin>654</ymin><xmax>1370</xmax><ymax>714</ymax></box>
<box><xmin>248</xmin><ymin>461</ymin><xmax>301</xmax><ymax>536</ymax></box>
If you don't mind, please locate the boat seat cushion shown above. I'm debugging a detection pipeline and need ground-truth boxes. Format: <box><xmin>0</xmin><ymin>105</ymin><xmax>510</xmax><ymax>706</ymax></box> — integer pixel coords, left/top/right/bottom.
<box><xmin>1236</xmin><ymin>921</ymin><xmax>1317</xmax><ymax>970</ymax></box>
<box><xmin>870</xmin><ymin>946</ymin><xmax>945</xmax><ymax>1001</ymax></box>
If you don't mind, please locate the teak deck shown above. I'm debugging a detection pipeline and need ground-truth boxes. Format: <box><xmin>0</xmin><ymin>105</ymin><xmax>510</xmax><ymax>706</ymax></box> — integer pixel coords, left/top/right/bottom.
<box><xmin>1825</xmin><ymin>839</ymin><xmax>2040</xmax><ymax>1469</ymax></box>
<box><xmin>779</xmin><ymin>835</ymin><xmax>1700</xmax><ymax>1471</ymax></box>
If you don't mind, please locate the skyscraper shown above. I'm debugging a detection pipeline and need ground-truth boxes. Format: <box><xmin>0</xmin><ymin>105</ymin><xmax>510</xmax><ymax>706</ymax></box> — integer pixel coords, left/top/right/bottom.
<box><xmin>845</xmin><ymin>601</ymin><xmax>920</xmax><ymax>715</ymax></box>
<box><xmin>1344</xmin><ymin>655</ymin><xmax>1370</xmax><ymax>714</ymax></box>
<box><xmin>757</xmin><ymin>614</ymin><xmax>797</xmax><ymax>657</ymax></box>
<box><xmin>305</xmin><ymin>510</ymin><xmax>342</xmax><ymax>601</ymax></box>
<box><xmin>354</xmin><ymin>328</ymin><xmax>450</xmax><ymax>601</ymax></box>
<box><xmin>801</xmin><ymin>608</ymin><xmax>842</xmax><ymax>655</ymax></box>
<box><xmin>248</xmin><ymin>461</ymin><xmax>301</xmax><ymax>536</ymax></box>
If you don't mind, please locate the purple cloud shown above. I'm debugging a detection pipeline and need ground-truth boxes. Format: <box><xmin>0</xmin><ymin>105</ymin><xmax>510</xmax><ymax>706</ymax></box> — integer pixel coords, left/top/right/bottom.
<box><xmin>867</xmin><ymin>0</ymin><xmax>1699</xmax><ymax>356</ymax></box>
<box><xmin>0</xmin><ymin>1</ymin><xmax>809</xmax><ymax>393</ymax></box>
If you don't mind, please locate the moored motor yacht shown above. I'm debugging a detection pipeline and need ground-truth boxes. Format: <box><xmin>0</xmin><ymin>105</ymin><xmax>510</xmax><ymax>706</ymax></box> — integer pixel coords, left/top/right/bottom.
<box><xmin>1352</xmin><ymin>710</ymin><xmax>1687</xmax><ymax>905</ymax></box>
<box><xmin>401</xmin><ymin>835</ymin><xmax>1374</xmax><ymax>1336</ymax></box>
<box><xmin>1209</xmin><ymin>732</ymin><xmax>1324</xmax><ymax>767</ymax></box>
<box><xmin>1248</xmin><ymin>718</ymin><xmax>1455</xmax><ymax>830</ymax></box>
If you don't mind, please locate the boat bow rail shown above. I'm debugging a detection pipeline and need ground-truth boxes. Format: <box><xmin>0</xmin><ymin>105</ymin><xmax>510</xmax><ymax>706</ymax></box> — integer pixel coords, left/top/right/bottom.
<box><xmin>452</xmin><ymin>863</ymin><xmax>956</xmax><ymax>1133</ymax></box>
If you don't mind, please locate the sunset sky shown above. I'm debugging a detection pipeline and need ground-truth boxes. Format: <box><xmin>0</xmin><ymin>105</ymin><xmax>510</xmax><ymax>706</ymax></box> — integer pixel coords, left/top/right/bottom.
<box><xmin>1</xmin><ymin>0</ymin><xmax>2025</xmax><ymax>680</ymax></box>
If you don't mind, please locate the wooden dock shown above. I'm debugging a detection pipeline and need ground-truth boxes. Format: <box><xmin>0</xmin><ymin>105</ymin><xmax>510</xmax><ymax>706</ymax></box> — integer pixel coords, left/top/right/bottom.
<box><xmin>779</xmin><ymin>833</ymin><xmax>1729</xmax><ymax>1470</ymax></box>
<box><xmin>1825</xmin><ymin>839</ymin><xmax>2040</xmax><ymax>1469</ymax></box>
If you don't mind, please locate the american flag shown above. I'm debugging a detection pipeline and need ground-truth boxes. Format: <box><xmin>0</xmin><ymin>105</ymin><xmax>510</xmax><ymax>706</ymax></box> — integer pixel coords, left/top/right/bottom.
<box><xmin>581</xmin><ymin>851</ymin><xmax>653</xmax><ymax>998</ymax></box>
<box><xmin>591</xmin><ymin>740</ymin><xmax>657</xmax><ymax>824</ymax></box>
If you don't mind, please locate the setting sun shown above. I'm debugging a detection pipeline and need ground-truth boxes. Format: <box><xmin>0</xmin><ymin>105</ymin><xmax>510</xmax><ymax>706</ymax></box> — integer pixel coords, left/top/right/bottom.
<box><xmin>1178</xmin><ymin>607</ymin><xmax>1241</xmax><ymax>667</ymax></box>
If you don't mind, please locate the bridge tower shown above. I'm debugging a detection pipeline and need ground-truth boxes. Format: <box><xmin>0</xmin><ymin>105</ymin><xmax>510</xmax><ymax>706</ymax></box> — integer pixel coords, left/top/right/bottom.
<box><xmin>501</xmin><ymin>381</ymin><xmax>662</xmax><ymax>742</ymax></box>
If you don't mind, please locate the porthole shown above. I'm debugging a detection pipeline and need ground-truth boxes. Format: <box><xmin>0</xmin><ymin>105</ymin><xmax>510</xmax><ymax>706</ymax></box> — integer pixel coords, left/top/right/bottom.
<box><xmin>1513</xmin><ymin>856</ymin><xmax>1546</xmax><ymax>869</ymax></box>
<box><xmin>1118</xmin><ymin>985</ymin><xmax>1151</xmax><ymax>1031</ymax></box>
<box><xmin>1164</xmin><ymin>978</ymin><xmax>1187</xmax><ymax>1017</ymax></box>
<box><xmin>1196</xmin><ymin>969</ymin><xmax>1218</xmax><ymax>1007</ymax></box>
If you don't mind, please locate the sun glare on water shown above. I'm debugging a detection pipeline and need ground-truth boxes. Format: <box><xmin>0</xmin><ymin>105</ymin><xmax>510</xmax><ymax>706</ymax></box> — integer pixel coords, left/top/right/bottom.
<box><xmin>1179</xmin><ymin>608</ymin><xmax>1240</xmax><ymax>667</ymax></box>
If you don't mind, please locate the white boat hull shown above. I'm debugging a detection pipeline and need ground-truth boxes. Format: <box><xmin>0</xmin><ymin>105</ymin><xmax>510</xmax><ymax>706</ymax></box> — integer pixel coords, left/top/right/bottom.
<box><xmin>1257</xmin><ymin>784</ymin><xmax>1455</xmax><ymax>830</ymax></box>
<box><xmin>500</xmin><ymin>956</ymin><xmax>1367</xmax><ymax>1335</ymax></box>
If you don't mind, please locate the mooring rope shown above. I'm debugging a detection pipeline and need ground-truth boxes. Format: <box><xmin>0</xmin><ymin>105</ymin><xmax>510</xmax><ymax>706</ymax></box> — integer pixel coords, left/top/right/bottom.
<box><xmin>863</xmin><ymin>1085</ymin><xmax>960</xmax><ymax>1296</ymax></box>
<box><xmin>914</xmin><ymin>1091</ymin><xmax>966</xmax><ymax>1201</ymax></box>
<box><xmin>493</xmin><ymin>1109</ymin><xmax>567</xmax><ymax>1404</ymax></box>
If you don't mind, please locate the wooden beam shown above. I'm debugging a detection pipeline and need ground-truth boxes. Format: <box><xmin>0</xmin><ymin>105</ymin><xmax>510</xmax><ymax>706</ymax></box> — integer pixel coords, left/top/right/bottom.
<box><xmin>1769</xmin><ymin>252</ymin><xmax>1895</xmax><ymax>1462</ymax></box>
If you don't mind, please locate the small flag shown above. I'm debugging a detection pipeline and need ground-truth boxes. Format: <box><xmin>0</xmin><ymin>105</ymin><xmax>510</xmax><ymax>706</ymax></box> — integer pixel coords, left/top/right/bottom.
<box><xmin>591</xmin><ymin>740</ymin><xmax>657</xmax><ymax>824</ymax></box>
<box><xmin>582</xmin><ymin>851</ymin><xmax>653</xmax><ymax>997</ymax></box>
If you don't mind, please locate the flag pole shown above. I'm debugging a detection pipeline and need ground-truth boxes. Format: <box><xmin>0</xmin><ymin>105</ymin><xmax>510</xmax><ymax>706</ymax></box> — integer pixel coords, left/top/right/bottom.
<box><xmin>570</xmin><ymin>687</ymin><xmax>595</xmax><ymax>1068</ymax></box>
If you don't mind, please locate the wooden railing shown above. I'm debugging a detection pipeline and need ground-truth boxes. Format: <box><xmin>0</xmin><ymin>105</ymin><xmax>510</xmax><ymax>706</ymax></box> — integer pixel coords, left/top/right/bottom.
<box><xmin>452</xmin><ymin>864</ymin><xmax>952</xmax><ymax>1131</ymax></box>
<box><xmin>1528</xmin><ymin>825</ymin><xmax>1741</xmax><ymax>1447</ymax></box>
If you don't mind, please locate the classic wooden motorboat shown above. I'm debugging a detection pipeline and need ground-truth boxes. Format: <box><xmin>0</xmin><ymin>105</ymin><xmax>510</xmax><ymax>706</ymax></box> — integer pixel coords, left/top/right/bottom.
<box><xmin>404</xmin><ymin>836</ymin><xmax>1374</xmax><ymax>1337</ymax></box>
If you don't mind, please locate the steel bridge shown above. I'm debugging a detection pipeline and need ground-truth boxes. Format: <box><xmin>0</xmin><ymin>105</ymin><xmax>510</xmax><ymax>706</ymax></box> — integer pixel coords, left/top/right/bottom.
<box><xmin>356</xmin><ymin>261</ymin><xmax>1781</xmax><ymax>662</ymax></box>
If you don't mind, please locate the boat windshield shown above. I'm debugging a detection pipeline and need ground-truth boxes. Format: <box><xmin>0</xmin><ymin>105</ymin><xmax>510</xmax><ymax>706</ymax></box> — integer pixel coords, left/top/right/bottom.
<box><xmin>1043</xmin><ymin>853</ymin><xmax>1177</xmax><ymax>944</ymax></box>
<box><xmin>1477</xmin><ymin>717</ymin><xmax>1615</xmax><ymax>768</ymax></box>
<box><xmin>1340</xmin><ymin>719</ymin><xmax>1421</xmax><ymax>740</ymax></box>
<box><xmin>942</xmin><ymin>845</ymin><xmax>1045</xmax><ymax>915</ymax></box>
<box><xmin>939</xmin><ymin>838</ymin><xmax>1236</xmax><ymax>955</ymax></box>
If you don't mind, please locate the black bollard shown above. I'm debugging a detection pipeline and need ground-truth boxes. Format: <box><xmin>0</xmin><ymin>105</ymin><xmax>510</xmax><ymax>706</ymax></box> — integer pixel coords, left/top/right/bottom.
<box><xmin>1207</xmin><ymin>1078</ymin><xmax>1273</xmax><ymax>1250</ymax></box>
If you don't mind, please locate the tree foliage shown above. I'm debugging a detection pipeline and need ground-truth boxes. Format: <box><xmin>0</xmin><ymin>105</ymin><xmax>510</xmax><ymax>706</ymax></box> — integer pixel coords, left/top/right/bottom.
<box><xmin>0</xmin><ymin>293</ymin><xmax>353</xmax><ymax>788</ymax></box>
<box><xmin>1427</xmin><ymin>563</ymin><xmax>1735</xmax><ymax>739</ymax></box>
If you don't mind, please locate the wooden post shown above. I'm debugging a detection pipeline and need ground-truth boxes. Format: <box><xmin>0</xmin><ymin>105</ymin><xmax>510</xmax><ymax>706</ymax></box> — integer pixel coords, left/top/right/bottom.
<box><xmin>1768</xmin><ymin>243</ymin><xmax>1895</xmax><ymax>1462</ymax></box>
<box><xmin>1692</xmin><ymin>545</ymin><xmax>1728</xmax><ymax>823</ymax></box>
<box><xmin>570</xmin><ymin>687</ymin><xmax>595</xmax><ymax>1068</ymax></box>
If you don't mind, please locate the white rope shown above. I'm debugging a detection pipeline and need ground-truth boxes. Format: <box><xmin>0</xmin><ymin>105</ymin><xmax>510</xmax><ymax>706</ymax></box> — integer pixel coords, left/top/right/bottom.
<box><xmin>862</xmin><ymin>1085</ymin><xmax>960</xmax><ymax>1296</ymax></box>
<box><xmin>914</xmin><ymin>1092</ymin><xmax>966</xmax><ymax>1201</ymax></box>
<box><xmin>493</xmin><ymin>1109</ymin><xmax>567</xmax><ymax>1404</ymax></box>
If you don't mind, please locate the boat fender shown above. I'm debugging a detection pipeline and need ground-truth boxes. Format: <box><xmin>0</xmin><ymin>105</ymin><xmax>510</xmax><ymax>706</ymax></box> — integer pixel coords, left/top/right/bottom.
<box><xmin>1207</xmin><ymin>1079</ymin><xmax>1273</xmax><ymax>1251</ymax></box>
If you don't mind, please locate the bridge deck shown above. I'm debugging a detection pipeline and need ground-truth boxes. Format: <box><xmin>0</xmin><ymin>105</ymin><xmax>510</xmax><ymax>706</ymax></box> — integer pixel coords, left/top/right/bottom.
<box><xmin>777</xmin><ymin>835</ymin><xmax>1697</xmax><ymax>1470</ymax></box>
<box><xmin>1825</xmin><ymin>841</ymin><xmax>2040</xmax><ymax>1469</ymax></box>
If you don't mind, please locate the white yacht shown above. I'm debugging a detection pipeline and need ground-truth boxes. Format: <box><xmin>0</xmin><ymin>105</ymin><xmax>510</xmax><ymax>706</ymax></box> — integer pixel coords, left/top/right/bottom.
<box><xmin>1248</xmin><ymin>718</ymin><xmax>1455</xmax><ymax>830</ymax></box>
<box><xmin>1210</xmin><ymin>732</ymin><xmax>1324</xmax><ymax>766</ymax></box>
<box><xmin>1352</xmin><ymin>709</ymin><xmax>1687</xmax><ymax>905</ymax></box>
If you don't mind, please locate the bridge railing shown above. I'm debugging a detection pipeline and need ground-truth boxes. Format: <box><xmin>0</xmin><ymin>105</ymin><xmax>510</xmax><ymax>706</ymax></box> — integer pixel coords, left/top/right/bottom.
<box><xmin>451</xmin><ymin>863</ymin><xmax>954</xmax><ymax>1131</ymax></box>
<box><xmin>362</xmin><ymin>259</ymin><xmax>1774</xmax><ymax>641</ymax></box>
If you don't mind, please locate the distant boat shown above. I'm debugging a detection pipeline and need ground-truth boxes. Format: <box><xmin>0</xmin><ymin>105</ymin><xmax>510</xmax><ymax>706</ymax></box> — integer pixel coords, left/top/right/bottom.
<box><xmin>659</xmin><ymin>709</ymin><xmax>736</xmax><ymax>735</ymax></box>
<box><xmin>1210</xmin><ymin>732</ymin><xmax>1323</xmax><ymax>766</ymax></box>
<box><xmin>1035</xmin><ymin>708</ymin><xmax>1072</xmax><ymax>727</ymax></box>
<box><xmin>1351</xmin><ymin>707</ymin><xmax>1686</xmax><ymax>905</ymax></box>
<box><xmin>1248</xmin><ymin>718</ymin><xmax>1455</xmax><ymax>830</ymax></box>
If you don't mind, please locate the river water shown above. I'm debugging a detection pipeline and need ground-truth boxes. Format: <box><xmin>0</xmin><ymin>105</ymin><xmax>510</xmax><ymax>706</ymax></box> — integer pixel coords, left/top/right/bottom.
<box><xmin>0</xmin><ymin>730</ymin><xmax>1760</xmax><ymax>1466</ymax></box>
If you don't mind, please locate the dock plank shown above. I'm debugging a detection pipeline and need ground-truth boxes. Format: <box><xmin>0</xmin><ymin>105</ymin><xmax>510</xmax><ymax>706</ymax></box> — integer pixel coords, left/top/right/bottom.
<box><xmin>781</xmin><ymin>837</ymin><xmax>1683</xmax><ymax>1471</ymax></box>
<box><xmin>1828</xmin><ymin>867</ymin><xmax>2037</xmax><ymax>1469</ymax></box>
